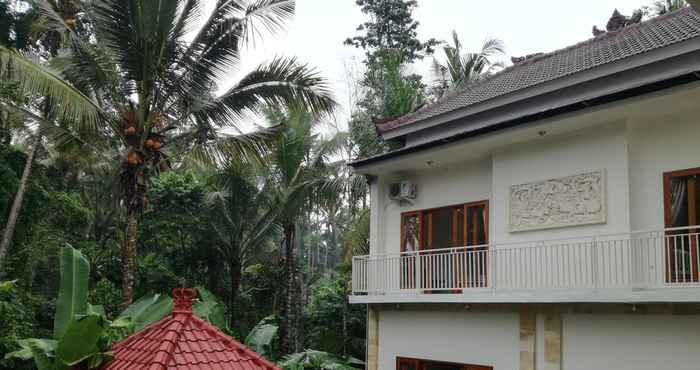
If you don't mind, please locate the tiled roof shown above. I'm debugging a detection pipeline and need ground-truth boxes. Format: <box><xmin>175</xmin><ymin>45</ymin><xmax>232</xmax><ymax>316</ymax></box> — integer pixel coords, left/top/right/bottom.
<box><xmin>100</xmin><ymin>289</ymin><xmax>280</xmax><ymax>370</ymax></box>
<box><xmin>377</xmin><ymin>7</ymin><xmax>700</xmax><ymax>134</ymax></box>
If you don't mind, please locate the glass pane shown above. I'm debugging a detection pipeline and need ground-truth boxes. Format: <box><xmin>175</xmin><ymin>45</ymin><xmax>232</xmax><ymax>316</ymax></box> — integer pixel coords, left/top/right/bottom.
<box><xmin>424</xmin><ymin>362</ymin><xmax>461</xmax><ymax>370</ymax></box>
<box><xmin>466</xmin><ymin>204</ymin><xmax>487</xmax><ymax>246</ymax></box>
<box><xmin>453</xmin><ymin>207</ymin><xmax>465</xmax><ymax>247</ymax></box>
<box><xmin>426</xmin><ymin>208</ymin><xmax>452</xmax><ymax>250</ymax></box>
<box><xmin>667</xmin><ymin>175</ymin><xmax>699</xmax><ymax>283</ymax></box>
<box><xmin>403</xmin><ymin>214</ymin><xmax>420</xmax><ymax>252</ymax></box>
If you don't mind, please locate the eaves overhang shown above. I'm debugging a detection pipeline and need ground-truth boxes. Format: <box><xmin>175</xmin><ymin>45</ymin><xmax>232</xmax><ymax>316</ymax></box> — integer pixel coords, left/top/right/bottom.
<box><xmin>350</xmin><ymin>42</ymin><xmax>700</xmax><ymax>171</ymax></box>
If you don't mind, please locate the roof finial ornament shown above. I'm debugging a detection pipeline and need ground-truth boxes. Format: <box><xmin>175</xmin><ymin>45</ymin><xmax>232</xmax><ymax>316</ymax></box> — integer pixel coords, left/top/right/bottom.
<box><xmin>172</xmin><ymin>287</ymin><xmax>196</xmax><ymax>313</ymax></box>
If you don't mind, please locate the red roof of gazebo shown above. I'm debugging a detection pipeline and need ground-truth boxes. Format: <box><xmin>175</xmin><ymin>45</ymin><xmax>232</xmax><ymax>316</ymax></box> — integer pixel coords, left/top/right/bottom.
<box><xmin>101</xmin><ymin>288</ymin><xmax>281</xmax><ymax>370</ymax></box>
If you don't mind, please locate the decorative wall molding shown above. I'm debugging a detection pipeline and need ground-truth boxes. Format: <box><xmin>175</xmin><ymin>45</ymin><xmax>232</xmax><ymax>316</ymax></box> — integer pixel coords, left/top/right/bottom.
<box><xmin>509</xmin><ymin>170</ymin><xmax>606</xmax><ymax>232</ymax></box>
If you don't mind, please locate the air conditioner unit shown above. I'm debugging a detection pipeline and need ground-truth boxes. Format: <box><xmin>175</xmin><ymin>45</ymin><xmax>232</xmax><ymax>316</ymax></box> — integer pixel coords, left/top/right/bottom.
<box><xmin>389</xmin><ymin>180</ymin><xmax>417</xmax><ymax>201</ymax></box>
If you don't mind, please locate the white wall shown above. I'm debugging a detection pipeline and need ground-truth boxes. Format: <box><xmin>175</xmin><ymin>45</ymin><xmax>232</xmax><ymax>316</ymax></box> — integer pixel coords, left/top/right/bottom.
<box><xmin>367</xmin><ymin>87</ymin><xmax>700</xmax><ymax>255</ymax></box>
<box><xmin>563</xmin><ymin>314</ymin><xmax>700</xmax><ymax>370</ymax></box>
<box><xmin>376</xmin><ymin>160</ymin><xmax>492</xmax><ymax>255</ymax></box>
<box><xmin>492</xmin><ymin>122</ymin><xmax>631</xmax><ymax>244</ymax></box>
<box><xmin>377</xmin><ymin>310</ymin><xmax>519</xmax><ymax>370</ymax></box>
<box><xmin>627</xmin><ymin>111</ymin><xmax>700</xmax><ymax>230</ymax></box>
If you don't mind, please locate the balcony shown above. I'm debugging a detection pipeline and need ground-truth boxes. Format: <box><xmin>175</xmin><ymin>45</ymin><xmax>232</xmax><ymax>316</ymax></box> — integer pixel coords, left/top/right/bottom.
<box><xmin>350</xmin><ymin>227</ymin><xmax>700</xmax><ymax>304</ymax></box>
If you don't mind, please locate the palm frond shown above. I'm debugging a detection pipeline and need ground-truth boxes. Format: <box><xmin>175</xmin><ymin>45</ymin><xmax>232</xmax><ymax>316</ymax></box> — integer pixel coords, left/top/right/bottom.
<box><xmin>175</xmin><ymin>124</ymin><xmax>279</xmax><ymax>168</ymax></box>
<box><xmin>235</xmin><ymin>0</ymin><xmax>296</xmax><ymax>46</ymax></box>
<box><xmin>202</xmin><ymin>57</ymin><xmax>335</xmax><ymax>126</ymax></box>
<box><xmin>31</xmin><ymin>0</ymin><xmax>72</xmax><ymax>36</ymax></box>
<box><xmin>0</xmin><ymin>46</ymin><xmax>105</xmax><ymax>132</ymax></box>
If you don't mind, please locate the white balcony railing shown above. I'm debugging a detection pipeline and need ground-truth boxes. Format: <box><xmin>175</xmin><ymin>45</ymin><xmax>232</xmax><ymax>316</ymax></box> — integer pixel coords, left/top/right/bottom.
<box><xmin>352</xmin><ymin>226</ymin><xmax>700</xmax><ymax>296</ymax></box>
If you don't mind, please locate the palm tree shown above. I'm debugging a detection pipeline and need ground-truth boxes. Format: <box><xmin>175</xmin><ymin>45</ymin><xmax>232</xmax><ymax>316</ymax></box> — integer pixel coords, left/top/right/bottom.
<box><xmin>0</xmin><ymin>0</ymin><xmax>79</xmax><ymax>274</ymax></box>
<box><xmin>265</xmin><ymin>106</ymin><xmax>344</xmax><ymax>353</ymax></box>
<box><xmin>205</xmin><ymin>161</ymin><xmax>280</xmax><ymax>326</ymax></box>
<box><xmin>431</xmin><ymin>31</ymin><xmax>504</xmax><ymax>98</ymax></box>
<box><xmin>0</xmin><ymin>0</ymin><xmax>335</xmax><ymax>306</ymax></box>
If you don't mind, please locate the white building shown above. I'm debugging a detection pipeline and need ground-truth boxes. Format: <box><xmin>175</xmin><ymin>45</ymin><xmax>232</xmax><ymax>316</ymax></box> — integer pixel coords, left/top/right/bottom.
<box><xmin>349</xmin><ymin>8</ymin><xmax>700</xmax><ymax>370</ymax></box>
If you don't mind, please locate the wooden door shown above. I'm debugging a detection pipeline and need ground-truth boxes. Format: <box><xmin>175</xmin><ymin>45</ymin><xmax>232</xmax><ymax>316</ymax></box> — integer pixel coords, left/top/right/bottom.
<box><xmin>664</xmin><ymin>169</ymin><xmax>700</xmax><ymax>283</ymax></box>
<box><xmin>465</xmin><ymin>201</ymin><xmax>489</xmax><ymax>287</ymax></box>
<box><xmin>401</xmin><ymin>212</ymin><xmax>421</xmax><ymax>289</ymax></box>
<box><xmin>397</xmin><ymin>357</ymin><xmax>419</xmax><ymax>370</ymax></box>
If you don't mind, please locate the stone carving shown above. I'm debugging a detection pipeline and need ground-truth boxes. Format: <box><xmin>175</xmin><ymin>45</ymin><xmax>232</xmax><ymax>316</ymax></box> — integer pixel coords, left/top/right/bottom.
<box><xmin>510</xmin><ymin>171</ymin><xmax>606</xmax><ymax>232</ymax></box>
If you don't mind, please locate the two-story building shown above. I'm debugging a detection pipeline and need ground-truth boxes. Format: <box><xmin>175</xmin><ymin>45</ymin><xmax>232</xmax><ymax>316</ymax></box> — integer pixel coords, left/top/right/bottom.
<box><xmin>349</xmin><ymin>8</ymin><xmax>700</xmax><ymax>370</ymax></box>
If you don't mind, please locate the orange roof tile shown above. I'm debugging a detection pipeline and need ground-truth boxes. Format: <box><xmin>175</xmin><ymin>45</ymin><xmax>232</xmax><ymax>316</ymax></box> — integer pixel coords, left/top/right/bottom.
<box><xmin>100</xmin><ymin>288</ymin><xmax>280</xmax><ymax>370</ymax></box>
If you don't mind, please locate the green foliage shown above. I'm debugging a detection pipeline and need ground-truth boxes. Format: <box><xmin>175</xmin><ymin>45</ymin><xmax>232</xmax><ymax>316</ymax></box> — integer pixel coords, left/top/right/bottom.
<box><xmin>192</xmin><ymin>286</ymin><xmax>227</xmax><ymax>330</ymax></box>
<box><xmin>53</xmin><ymin>246</ymin><xmax>90</xmax><ymax>339</ymax></box>
<box><xmin>304</xmin><ymin>273</ymin><xmax>366</xmax><ymax>360</ymax></box>
<box><xmin>345</xmin><ymin>0</ymin><xmax>434</xmax><ymax>158</ymax></box>
<box><xmin>363</xmin><ymin>50</ymin><xmax>426</xmax><ymax>120</ymax></box>
<box><xmin>245</xmin><ymin>315</ymin><xmax>279</xmax><ymax>358</ymax></box>
<box><xmin>342</xmin><ymin>210</ymin><xmax>370</xmax><ymax>263</ymax></box>
<box><xmin>55</xmin><ymin>314</ymin><xmax>106</xmax><ymax>366</ymax></box>
<box><xmin>115</xmin><ymin>293</ymin><xmax>172</xmax><ymax>332</ymax></box>
<box><xmin>0</xmin><ymin>280</ymin><xmax>36</xmax><ymax>370</ymax></box>
<box><xmin>344</xmin><ymin>0</ymin><xmax>438</xmax><ymax>64</ymax></box>
<box><xmin>431</xmin><ymin>32</ymin><xmax>504</xmax><ymax>97</ymax></box>
<box><xmin>279</xmin><ymin>349</ymin><xmax>363</xmax><ymax>370</ymax></box>
<box><xmin>6</xmin><ymin>245</ymin><xmax>230</xmax><ymax>369</ymax></box>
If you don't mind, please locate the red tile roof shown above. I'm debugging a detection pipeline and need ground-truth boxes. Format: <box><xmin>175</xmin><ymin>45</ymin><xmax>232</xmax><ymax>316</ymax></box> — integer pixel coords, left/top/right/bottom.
<box><xmin>100</xmin><ymin>288</ymin><xmax>281</xmax><ymax>370</ymax></box>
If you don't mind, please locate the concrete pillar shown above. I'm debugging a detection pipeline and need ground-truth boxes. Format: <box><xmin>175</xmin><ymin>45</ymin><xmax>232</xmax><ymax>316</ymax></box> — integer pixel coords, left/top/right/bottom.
<box><xmin>543</xmin><ymin>313</ymin><xmax>562</xmax><ymax>370</ymax></box>
<box><xmin>520</xmin><ymin>311</ymin><xmax>536</xmax><ymax>370</ymax></box>
<box><xmin>366</xmin><ymin>305</ymin><xmax>379</xmax><ymax>370</ymax></box>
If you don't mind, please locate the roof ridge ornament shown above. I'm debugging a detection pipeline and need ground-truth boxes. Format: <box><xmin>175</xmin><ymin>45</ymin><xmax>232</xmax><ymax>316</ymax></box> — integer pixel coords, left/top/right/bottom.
<box><xmin>172</xmin><ymin>287</ymin><xmax>196</xmax><ymax>313</ymax></box>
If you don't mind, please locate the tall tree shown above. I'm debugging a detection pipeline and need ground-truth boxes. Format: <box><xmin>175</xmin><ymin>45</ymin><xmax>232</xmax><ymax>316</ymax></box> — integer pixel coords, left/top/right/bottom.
<box><xmin>265</xmin><ymin>107</ymin><xmax>344</xmax><ymax>353</ymax></box>
<box><xmin>0</xmin><ymin>0</ymin><xmax>76</xmax><ymax>272</ymax></box>
<box><xmin>205</xmin><ymin>161</ymin><xmax>279</xmax><ymax>326</ymax></box>
<box><xmin>344</xmin><ymin>0</ymin><xmax>436</xmax><ymax>158</ymax></box>
<box><xmin>344</xmin><ymin>0</ymin><xmax>438</xmax><ymax>65</ymax></box>
<box><xmin>431</xmin><ymin>31</ymin><xmax>504</xmax><ymax>98</ymax></box>
<box><xmin>0</xmin><ymin>0</ymin><xmax>335</xmax><ymax>305</ymax></box>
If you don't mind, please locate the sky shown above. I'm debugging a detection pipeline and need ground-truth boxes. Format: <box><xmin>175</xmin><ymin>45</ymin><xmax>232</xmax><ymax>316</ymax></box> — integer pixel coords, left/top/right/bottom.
<box><xmin>228</xmin><ymin>0</ymin><xmax>651</xmax><ymax>131</ymax></box>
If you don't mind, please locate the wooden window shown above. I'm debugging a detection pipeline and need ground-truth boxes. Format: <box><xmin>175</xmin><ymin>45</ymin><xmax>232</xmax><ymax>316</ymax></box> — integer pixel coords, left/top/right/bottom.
<box><xmin>397</xmin><ymin>357</ymin><xmax>492</xmax><ymax>370</ymax></box>
<box><xmin>400</xmin><ymin>201</ymin><xmax>489</xmax><ymax>290</ymax></box>
<box><xmin>400</xmin><ymin>201</ymin><xmax>489</xmax><ymax>253</ymax></box>
<box><xmin>663</xmin><ymin>168</ymin><xmax>700</xmax><ymax>283</ymax></box>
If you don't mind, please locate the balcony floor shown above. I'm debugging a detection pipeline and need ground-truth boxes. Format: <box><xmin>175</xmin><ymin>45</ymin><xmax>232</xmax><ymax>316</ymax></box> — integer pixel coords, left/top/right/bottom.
<box><xmin>349</xmin><ymin>286</ymin><xmax>700</xmax><ymax>304</ymax></box>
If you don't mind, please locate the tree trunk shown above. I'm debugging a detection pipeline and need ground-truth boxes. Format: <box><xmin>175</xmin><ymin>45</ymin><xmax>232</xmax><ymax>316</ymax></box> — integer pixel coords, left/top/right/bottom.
<box><xmin>0</xmin><ymin>132</ymin><xmax>39</xmax><ymax>273</ymax></box>
<box><xmin>281</xmin><ymin>223</ymin><xmax>296</xmax><ymax>354</ymax></box>
<box><xmin>228</xmin><ymin>249</ymin><xmax>241</xmax><ymax>327</ymax></box>
<box><xmin>121</xmin><ymin>209</ymin><xmax>138</xmax><ymax>308</ymax></box>
<box><xmin>295</xmin><ymin>270</ymin><xmax>304</xmax><ymax>353</ymax></box>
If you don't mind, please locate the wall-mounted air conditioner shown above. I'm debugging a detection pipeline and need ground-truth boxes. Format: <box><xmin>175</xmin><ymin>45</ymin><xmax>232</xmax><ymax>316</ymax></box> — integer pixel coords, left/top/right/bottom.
<box><xmin>389</xmin><ymin>180</ymin><xmax>417</xmax><ymax>201</ymax></box>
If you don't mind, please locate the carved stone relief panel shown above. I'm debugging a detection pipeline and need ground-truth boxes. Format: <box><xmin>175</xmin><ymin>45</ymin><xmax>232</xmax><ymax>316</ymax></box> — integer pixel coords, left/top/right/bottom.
<box><xmin>509</xmin><ymin>170</ymin><xmax>606</xmax><ymax>232</ymax></box>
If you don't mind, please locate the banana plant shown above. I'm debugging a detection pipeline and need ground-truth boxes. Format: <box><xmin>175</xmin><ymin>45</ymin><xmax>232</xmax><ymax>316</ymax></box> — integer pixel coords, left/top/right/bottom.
<box><xmin>245</xmin><ymin>315</ymin><xmax>279</xmax><ymax>357</ymax></box>
<box><xmin>5</xmin><ymin>245</ymin><xmax>227</xmax><ymax>369</ymax></box>
<box><xmin>279</xmin><ymin>349</ymin><xmax>363</xmax><ymax>370</ymax></box>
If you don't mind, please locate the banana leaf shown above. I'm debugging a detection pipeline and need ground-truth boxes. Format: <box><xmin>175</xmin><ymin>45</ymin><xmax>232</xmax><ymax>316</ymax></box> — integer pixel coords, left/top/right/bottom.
<box><xmin>56</xmin><ymin>314</ymin><xmax>106</xmax><ymax>366</ymax></box>
<box><xmin>115</xmin><ymin>293</ymin><xmax>172</xmax><ymax>332</ymax></box>
<box><xmin>245</xmin><ymin>315</ymin><xmax>278</xmax><ymax>357</ymax></box>
<box><xmin>53</xmin><ymin>245</ymin><xmax>90</xmax><ymax>339</ymax></box>
<box><xmin>4</xmin><ymin>338</ymin><xmax>57</xmax><ymax>361</ymax></box>
<box><xmin>193</xmin><ymin>286</ymin><xmax>227</xmax><ymax>330</ymax></box>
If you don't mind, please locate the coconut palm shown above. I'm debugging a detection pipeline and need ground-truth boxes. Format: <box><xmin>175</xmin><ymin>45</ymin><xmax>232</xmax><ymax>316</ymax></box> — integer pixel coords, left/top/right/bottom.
<box><xmin>264</xmin><ymin>106</ymin><xmax>345</xmax><ymax>353</ymax></box>
<box><xmin>0</xmin><ymin>0</ymin><xmax>335</xmax><ymax>306</ymax></box>
<box><xmin>431</xmin><ymin>31</ymin><xmax>504</xmax><ymax>98</ymax></box>
<box><xmin>205</xmin><ymin>160</ymin><xmax>280</xmax><ymax>326</ymax></box>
